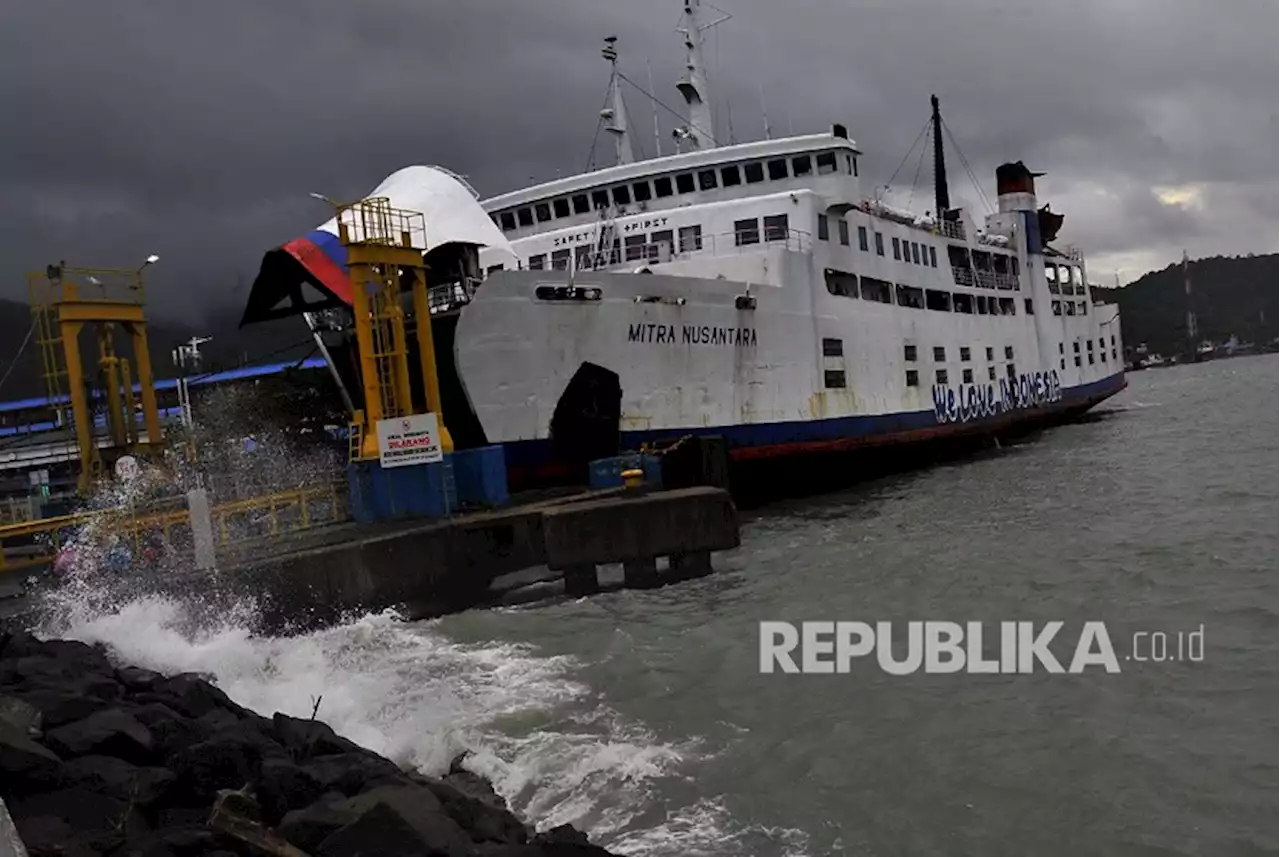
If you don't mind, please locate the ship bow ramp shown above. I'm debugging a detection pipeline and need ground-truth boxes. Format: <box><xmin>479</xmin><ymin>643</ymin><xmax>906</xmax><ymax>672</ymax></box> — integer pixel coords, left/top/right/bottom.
<box><xmin>239</xmin><ymin>165</ymin><xmax>515</xmax><ymax>326</ymax></box>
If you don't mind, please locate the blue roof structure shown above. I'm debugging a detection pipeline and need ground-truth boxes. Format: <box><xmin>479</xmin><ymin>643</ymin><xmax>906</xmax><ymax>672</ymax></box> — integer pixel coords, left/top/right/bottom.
<box><xmin>0</xmin><ymin>358</ymin><xmax>332</xmax><ymax>439</ymax></box>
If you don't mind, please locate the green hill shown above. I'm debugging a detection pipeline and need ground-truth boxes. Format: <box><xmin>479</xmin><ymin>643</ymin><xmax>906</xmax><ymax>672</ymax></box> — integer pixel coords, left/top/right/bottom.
<box><xmin>1093</xmin><ymin>253</ymin><xmax>1278</xmax><ymax>357</ymax></box>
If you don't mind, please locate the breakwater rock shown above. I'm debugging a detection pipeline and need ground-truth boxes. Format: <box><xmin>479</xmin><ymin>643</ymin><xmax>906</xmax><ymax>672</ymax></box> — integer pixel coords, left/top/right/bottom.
<box><xmin>0</xmin><ymin>631</ymin><xmax>619</xmax><ymax>856</ymax></box>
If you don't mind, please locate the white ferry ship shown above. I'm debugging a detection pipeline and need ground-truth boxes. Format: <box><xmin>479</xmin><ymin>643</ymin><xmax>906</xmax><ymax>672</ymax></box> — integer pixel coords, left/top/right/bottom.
<box><xmin>245</xmin><ymin>0</ymin><xmax>1126</xmax><ymax>491</ymax></box>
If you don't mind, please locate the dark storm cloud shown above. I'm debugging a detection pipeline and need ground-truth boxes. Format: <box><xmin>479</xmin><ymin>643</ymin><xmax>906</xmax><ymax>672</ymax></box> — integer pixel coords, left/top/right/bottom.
<box><xmin>0</xmin><ymin>0</ymin><xmax>1275</xmax><ymax>317</ymax></box>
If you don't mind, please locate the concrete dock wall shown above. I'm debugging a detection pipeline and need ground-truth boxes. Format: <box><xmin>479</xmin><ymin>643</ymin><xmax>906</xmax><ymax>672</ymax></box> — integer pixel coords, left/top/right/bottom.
<box><xmin>240</xmin><ymin>486</ymin><xmax>739</xmax><ymax>631</ymax></box>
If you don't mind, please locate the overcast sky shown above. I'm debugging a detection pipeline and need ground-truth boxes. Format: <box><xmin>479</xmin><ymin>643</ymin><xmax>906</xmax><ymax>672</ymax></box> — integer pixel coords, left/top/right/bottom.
<box><xmin>2</xmin><ymin>0</ymin><xmax>1275</xmax><ymax>319</ymax></box>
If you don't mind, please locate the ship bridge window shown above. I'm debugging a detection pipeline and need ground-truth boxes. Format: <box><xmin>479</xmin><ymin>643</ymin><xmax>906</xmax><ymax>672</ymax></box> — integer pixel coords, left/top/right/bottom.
<box><xmin>1045</xmin><ymin>265</ymin><xmax>1058</xmax><ymax>283</ymax></box>
<box><xmin>792</xmin><ymin>154</ymin><xmax>813</xmax><ymax>176</ymax></box>
<box><xmin>838</xmin><ymin>219</ymin><xmax>850</xmax><ymax>246</ymax></box>
<box><xmin>911</xmin><ymin>243</ymin><xmax>921</xmax><ymax>265</ymax></box>
<box><xmin>649</xmin><ymin>229</ymin><xmax>674</xmax><ymax>262</ymax></box>
<box><xmin>591</xmin><ymin>189</ymin><xmax>610</xmax><ymax>209</ymax></box>
<box><xmin>817</xmin><ymin>214</ymin><xmax>829</xmax><ymax>241</ymax></box>
<box><xmin>553</xmin><ymin>198</ymin><xmax>571</xmax><ymax>218</ymax></box>
<box><xmin>1065</xmin><ymin>301</ymin><xmax>1076</xmax><ymax>316</ymax></box>
<box><xmin>816</xmin><ymin>152</ymin><xmax>838</xmax><ymax>175</ymax></box>
<box><xmin>517</xmin><ymin>207</ymin><xmax>534</xmax><ymax>227</ymax></box>
<box><xmin>976</xmin><ymin>295</ymin><xmax>988</xmax><ymax>315</ymax></box>
<box><xmin>734</xmin><ymin>218</ymin><xmax>760</xmax><ymax>246</ymax></box>
<box><xmin>896</xmin><ymin>284</ymin><xmax>925</xmax><ymax>309</ymax></box>
<box><xmin>744</xmin><ymin>162</ymin><xmax>765</xmax><ymax>183</ymax></box>
<box><xmin>824</xmin><ymin>268</ymin><xmax>858</xmax><ymax>297</ymax></box>
<box><xmin>551</xmin><ymin>249</ymin><xmax>571</xmax><ymax>270</ymax></box>
<box><xmin>925</xmin><ymin>289</ymin><xmax>952</xmax><ymax>312</ymax></box>
<box><xmin>654</xmin><ymin>176</ymin><xmax>674</xmax><ymax>198</ymax></box>
<box><xmin>851</xmin><ymin>156</ymin><xmax>859</xmax><ymax>177</ymax></box>
<box><xmin>763</xmin><ymin>213</ymin><xmax>789</xmax><ymax>242</ymax></box>
<box><xmin>993</xmin><ymin>254</ymin><xmax>1010</xmax><ymax>274</ymax></box>
<box><xmin>721</xmin><ymin>164</ymin><xmax>742</xmax><ymax>187</ymax></box>
<box><xmin>528</xmin><ymin>253</ymin><xmax>545</xmax><ymax>270</ymax></box>
<box><xmin>624</xmin><ymin>234</ymin><xmax>647</xmax><ymax>261</ymax></box>
<box><xmin>678</xmin><ymin>224</ymin><xmax>702</xmax><ymax>252</ymax></box>
<box><xmin>499</xmin><ymin>212</ymin><xmax>516</xmax><ymax>231</ymax></box>
<box><xmin>486</xmin><ymin>263</ymin><xmax>505</xmax><ymax>276</ymax></box>
<box><xmin>612</xmin><ymin>185</ymin><xmax>631</xmax><ymax>206</ymax></box>
<box><xmin>953</xmin><ymin>293</ymin><xmax>975</xmax><ymax>314</ymax></box>
<box><xmin>767</xmin><ymin>158</ymin><xmax>789</xmax><ymax>180</ymax></box>
<box><xmin>535</xmin><ymin>202</ymin><xmax>552</xmax><ymax>223</ymax></box>
<box><xmin>676</xmin><ymin>173</ymin><xmax>696</xmax><ymax>194</ymax></box>
<box><xmin>860</xmin><ymin>276</ymin><xmax>893</xmax><ymax>303</ymax></box>
<box><xmin>572</xmin><ymin>194</ymin><xmax>590</xmax><ymax>214</ymax></box>
<box><xmin>998</xmin><ymin>297</ymin><xmax>1016</xmax><ymax>315</ymax></box>
<box><xmin>858</xmin><ymin>225</ymin><xmax>869</xmax><ymax>252</ymax></box>
<box><xmin>632</xmin><ymin>181</ymin><xmax>652</xmax><ymax>202</ymax></box>
<box><xmin>928</xmin><ymin>246</ymin><xmax>938</xmax><ymax>267</ymax></box>
<box><xmin>698</xmin><ymin>169</ymin><xmax>718</xmax><ymax>191</ymax></box>
<box><xmin>574</xmin><ymin>244</ymin><xmax>594</xmax><ymax>271</ymax></box>
<box><xmin>1052</xmin><ymin>300</ymin><xmax>1062</xmax><ymax>315</ymax></box>
<box><xmin>1071</xmin><ymin>266</ymin><xmax>1084</xmax><ymax>286</ymax></box>
<box><xmin>892</xmin><ymin>236</ymin><xmax>901</xmax><ymax>260</ymax></box>
<box><xmin>972</xmin><ymin>250</ymin><xmax>992</xmax><ymax>272</ymax></box>
<box><xmin>874</xmin><ymin>232</ymin><xmax>885</xmax><ymax>256</ymax></box>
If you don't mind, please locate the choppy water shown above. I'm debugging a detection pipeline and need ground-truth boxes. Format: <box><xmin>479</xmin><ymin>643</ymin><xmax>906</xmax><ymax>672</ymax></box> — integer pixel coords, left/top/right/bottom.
<box><xmin>50</xmin><ymin>355</ymin><xmax>1278</xmax><ymax>856</ymax></box>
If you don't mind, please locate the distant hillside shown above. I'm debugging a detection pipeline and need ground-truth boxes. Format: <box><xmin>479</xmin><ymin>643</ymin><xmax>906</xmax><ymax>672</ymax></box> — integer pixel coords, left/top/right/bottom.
<box><xmin>0</xmin><ymin>298</ymin><xmax>314</xmax><ymax>402</ymax></box>
<box><xmin>1094</xmin><ymin>253</ymin><xmax>1278</xmax><ymax>357</ymax></box>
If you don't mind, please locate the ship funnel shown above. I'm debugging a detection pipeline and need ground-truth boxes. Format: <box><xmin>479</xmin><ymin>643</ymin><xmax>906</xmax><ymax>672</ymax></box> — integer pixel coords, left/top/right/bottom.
<box><xmin>996</xmin><ymin>161</ymin><xmax>1040</xmax><ymax>213</ymax></box>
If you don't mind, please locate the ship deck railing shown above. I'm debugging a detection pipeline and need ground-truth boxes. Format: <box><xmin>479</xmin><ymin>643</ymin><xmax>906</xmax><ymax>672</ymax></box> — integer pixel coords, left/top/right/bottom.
<box><xmin>527</xmin><ymin>228</ymin><xmax>815</xmax><ymax>276</ymax></box>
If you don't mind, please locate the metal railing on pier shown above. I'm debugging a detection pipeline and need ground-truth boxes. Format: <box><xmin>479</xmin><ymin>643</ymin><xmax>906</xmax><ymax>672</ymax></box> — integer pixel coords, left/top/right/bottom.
<box><xmin>0</xmin><ymin>482</ymin><xmax>347</xmax><ymax>575</ymax></box>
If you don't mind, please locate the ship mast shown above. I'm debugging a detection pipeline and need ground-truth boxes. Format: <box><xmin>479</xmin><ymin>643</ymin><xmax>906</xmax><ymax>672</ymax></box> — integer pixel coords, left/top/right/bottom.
<box><xmin>601</xmin><ymin>37</ymin><xmax>634</xmax><ymax>166</ymax></box>
<box><xmin>674</xmin><ymin>0</ymin><xmax>724</xmax><ymax>151</ymax></box>
<box><xmin>931</xmin><ymin>94</ymin><xmax>951</xmax><ymax>217</ymax></box>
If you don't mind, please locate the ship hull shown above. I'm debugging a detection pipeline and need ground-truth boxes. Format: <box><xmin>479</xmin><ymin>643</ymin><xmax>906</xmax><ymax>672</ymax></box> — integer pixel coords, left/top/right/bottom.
<box><xmin>496</xmin><ymin>370</ymin><xmax>1126</xmax><ymax>494</ymax></box>
<box><xmin>453</xmin><ymin>263</ymin><xmax>1127</xmax><ymax>497</ymax></box>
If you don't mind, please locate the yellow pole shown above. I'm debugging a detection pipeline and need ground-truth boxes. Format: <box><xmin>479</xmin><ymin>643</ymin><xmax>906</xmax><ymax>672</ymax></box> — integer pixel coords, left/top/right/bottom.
<box><xmin>348</xmin><ymin>260</ymin><xmax>382</xmax><ymax>459</ymax></box>
<box><xmin>128</xmin><ymin>322</ymin><xmax>162</xmax><ymax>451</ymax></box>
<box><xmin>410</xmin><ymin>276</ymin><xmax>454</xmax><ymax>452</ymax></box>
<box><xmin>100</xmin><ymin>327</ymin><xmax>127</xmax><ymax>448</ymax></box>
<box><xmin>120</xmin><ymin>358</ymin><xmax>138</xmax><ymax>446</ymax></box>
<box><xmin>60</xmin><ymin>320</ymin><xmax>94</xmax><ymax>491</ymax></box>
<box><xmin>390</xmin><ymin>304</ymin><xmax>413</xmax><ymax>420</ymax></box>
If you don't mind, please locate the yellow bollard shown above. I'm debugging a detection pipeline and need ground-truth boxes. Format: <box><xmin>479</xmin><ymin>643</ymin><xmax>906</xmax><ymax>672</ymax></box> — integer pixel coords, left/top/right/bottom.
<box><xmin>621</xmin><ymin>468</ymin><xmax>645</xmax><ymax>489</ymax></box>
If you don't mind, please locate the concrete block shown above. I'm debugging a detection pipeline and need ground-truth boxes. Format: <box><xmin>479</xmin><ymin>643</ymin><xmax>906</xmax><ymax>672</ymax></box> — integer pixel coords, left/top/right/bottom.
<box><xmin>543</xmin><ymin>486</ymin><xmax>739</xmax><ymax>568</ymax></box>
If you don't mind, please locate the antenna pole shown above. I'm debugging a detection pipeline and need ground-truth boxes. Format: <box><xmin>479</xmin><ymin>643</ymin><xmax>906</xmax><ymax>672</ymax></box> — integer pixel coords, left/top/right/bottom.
<box><xmin>601</xmin><ymin>37</ymin><xmax>634</xmax><ymax>165</ymax></box>
<box><xmin>931</xmin><ymin>94</ymin><xmax>951</xmax><ymax>215</ymax></box>
<box><xmin>759</xmin><ymin>83</ymin><xmax>772</xmax><ymax>140</ymax></box>
<box><xmin>647</xmin><ymin>56</ymin><xmax>661</xmax><ymax>157</ymax></box>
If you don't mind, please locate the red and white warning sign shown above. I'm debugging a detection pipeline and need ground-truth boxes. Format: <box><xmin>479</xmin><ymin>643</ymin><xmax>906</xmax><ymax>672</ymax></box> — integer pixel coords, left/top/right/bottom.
<box><xmin>375</xmin><ymin>413</ymin><xmax>444</xmax><ymax>468</ymax></box>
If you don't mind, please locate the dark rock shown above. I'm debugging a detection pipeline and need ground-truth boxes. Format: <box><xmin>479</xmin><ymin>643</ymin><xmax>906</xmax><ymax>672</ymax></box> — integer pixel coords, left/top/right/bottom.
<box><xmin>272</xmin><ymin>712</ymin><xmax>366</xmax><ymax>761</ymax></box>
<box><xmin>416</xmin><ymin>776</ymin><xmax>527</xmax><ymax>845</ymax></box>
<box><xmin>130</xmin><ymin>703</ymin><xmax>211</xmax><ymax>758</ymax></box>
<box><xmin>254</xmin><ymin>757</ymin><xmax>326</xmax><ymax>825</ymax></box>
<box><xmin>115</xmin><ymin>666</ymin><xmax>164</xmax><ymax>692</ymax></box>
<box><xmin>44</xmin><ymin>708</ymin><xmax>154</xmax><ymax>763</ymax></box>
<box><xmin>0</xmin><ymin>694</ymin><xmax>42</xmax><ymax>736</ymax></box>
<box><xmin>9</xmin><ymin>786</ymin><xmax>148</xmax><ymax>854</ymax></box>
<box><xmin>282</xmin><ymin>785</ymin><xmax>473</xmax><ymax>857</ymax></box>
<box><xmin>196</xmin><ymin>708</ymin><xmax>240</xmax><ymax>734</ymax></box>
<box><xmin>6</xmin><ymin>686</ymin><xmax>115</xmax><ymax>728</ymax></box>
<box><xmin>439</xmin><ymin>752</ymin><xmax>505</xmax><ymax>808</ymax></box>
<box><xmin>0</xmin><ymin>721</ymin><xmax>62</xmax><ymax>794</ymax></box>
<box><xmin>301</xmin><ymin>751</ymin><xmax>408</xmax><ymax>796</ymax></box>
<box><xmin>148</xmin><ymin>674</ymin><xmax>243</xmax><ymax>719</ymax></box>
<box><xmin>60</xmin><ymin>755</ymin><xmax>176</xmax><ymax>807</ymax></box>
<box><xmin>532</xmin><ymin>825</ymin><xmax>592</xmax><ymax>846</ymax></box>
<box><xmin>152</xmin><ymin>807</ymin><xmax>212</xmax><ymax>829</ymax></box>
<box><xmin>169</xmin><ymin>728</ymin><xmax>284</xmax><ymax>803</ymax></box>
<box><xmin>315</xmin><ymin>800</ymin><xmax>438</xmax><ymax>857</ymax></box>
<box><xmin>108</xmin><ymin>824</ymin><xmax>237</xmax><ymax>857</ymax></box>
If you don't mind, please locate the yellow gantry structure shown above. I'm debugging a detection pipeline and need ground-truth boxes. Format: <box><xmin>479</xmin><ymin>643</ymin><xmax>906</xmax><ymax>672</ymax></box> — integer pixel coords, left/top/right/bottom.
<box><xmin>333</xmin><ymin>197</ymin><xmax>453</xmax><ymax>461</ymax></box>
<box><xmin>28</xmin><ymin>263</ymin><xmax>163</xmax><ymax>491</ymax></box>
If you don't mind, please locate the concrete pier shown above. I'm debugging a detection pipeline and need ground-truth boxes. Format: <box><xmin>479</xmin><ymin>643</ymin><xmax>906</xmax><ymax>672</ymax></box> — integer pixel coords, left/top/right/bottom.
<box><xmin>227</xmin><ymin>485</ymin><xmax>739</xmax><ymax>631</ymax></box>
